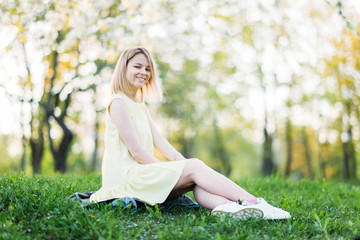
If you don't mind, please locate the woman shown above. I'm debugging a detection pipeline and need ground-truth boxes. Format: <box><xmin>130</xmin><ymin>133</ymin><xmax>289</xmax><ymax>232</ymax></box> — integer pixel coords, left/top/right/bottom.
<box><xmin>90</xmin><ymin>46</ymin><xmax>290</xmax><ymax>220</ymax></box>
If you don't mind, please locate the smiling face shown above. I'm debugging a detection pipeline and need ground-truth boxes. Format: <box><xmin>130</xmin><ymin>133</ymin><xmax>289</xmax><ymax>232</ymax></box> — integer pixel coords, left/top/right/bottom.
<box><xmin>126</xmin><ymin>53</ymin><xmax>151</xmax><ymax>92</ymax></box>
<box><xmin>110</xmin><ymin>47</ymin><xmax>162</xmax><ymax>102</ymax></box>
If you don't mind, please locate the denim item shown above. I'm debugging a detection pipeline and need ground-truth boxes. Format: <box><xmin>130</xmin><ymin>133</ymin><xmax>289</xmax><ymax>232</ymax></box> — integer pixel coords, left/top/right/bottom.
<box><xmin>69</xmin><ymin>192</ymin><xmax>200</xmax><ymax>211</ymax></box>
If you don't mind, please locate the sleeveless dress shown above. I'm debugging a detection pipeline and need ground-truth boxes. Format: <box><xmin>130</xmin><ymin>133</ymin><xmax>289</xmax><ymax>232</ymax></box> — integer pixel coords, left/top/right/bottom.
<box><xmin>89</xmin><ymin>92</ymin><xmax>186</xmax><ymax>205</ymax></box>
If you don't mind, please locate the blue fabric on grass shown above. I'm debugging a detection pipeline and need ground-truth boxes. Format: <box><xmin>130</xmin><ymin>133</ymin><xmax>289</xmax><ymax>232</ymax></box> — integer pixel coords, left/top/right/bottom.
<box><xmin>68</xmin><ymin>191</ymin><xmax>200</xmax><ymax>211</ymax></box>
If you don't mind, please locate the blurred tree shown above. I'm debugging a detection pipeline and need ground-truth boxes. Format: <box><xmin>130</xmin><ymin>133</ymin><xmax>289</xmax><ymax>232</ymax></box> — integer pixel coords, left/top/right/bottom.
<box><xmin>91</xmin><ymin>88</ymin><xmax>101</xmax><ymax>171</ymax></box>
<box><xmin>238</xmin><ymin>2</ymin><xmax>279</xmax><ymax>176</ymax></box>
<box><xmin>203</xmin><ymin>50</ymin><xmax>239</xmax><ymax>175</ymax></box>
<box><xmin>260</xmin><ymin>69</ymin><xmax>276</xmax><ymax>176</ymax></box>
<box><xmin>211</xmin><ymin>117</ymin><xmax>231</xmax><ymax>176</ymax></box>
<box><xmin>44</xmin><ymin>44</ymin><xmax>74</xmax><ymax>173</ymax></box>
<box><xmin>0</xmin><ymin>0</ymin><xmax>47</xmax><ymax>174</ymax></box>
<box><xmin>301</xmin><ymin>126</ymin><xmax>314</xmax><ymax>179</ymax></box>
<box><xmin>0</xmin><ymin>0</ymin><xmax>359</xmax><ymax>179</ymax></box>
<box><xmin>284</xmin><ymin>97</ymin><xmax>293</xmax><ymax>178</ymax></box>
<box><xmin>0</xmin><ymin>0</ymin><xmax>117</xmax><ymax>173</ymax></box>
<box><xmin>322</xmin><ymin>29</ymin><xmax>359</xmax><ymax>180</ymax></box>
<box><xmin>157</xmin><ymin>58</ymin><xmax>201</xmax><ymax>158</ymax></box>
<box><xmin>0</xmin><ymin>135</ymin><xmax>19</xmax><ymax>171</ymax></box>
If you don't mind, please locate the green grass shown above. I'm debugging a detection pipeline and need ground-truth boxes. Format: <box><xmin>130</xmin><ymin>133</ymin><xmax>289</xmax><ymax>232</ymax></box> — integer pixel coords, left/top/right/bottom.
<box><xmin>0</xmin><ymin>173</ymin><xmax>359</xmax><ymax>240</ymax></box>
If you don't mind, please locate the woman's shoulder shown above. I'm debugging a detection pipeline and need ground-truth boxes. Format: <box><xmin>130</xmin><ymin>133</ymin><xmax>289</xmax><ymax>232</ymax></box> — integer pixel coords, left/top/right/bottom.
<box><xmin>110</xmin><ymin>92</ymin><xmax>144</xmax><ymax>104</ymax></box>
<box><xmin>109</xmin><ymin>92</ymin><xmax>126</xmax><ymax>100</ymax></box>
<box><xmin>106</xmin><ymin>92</ymin><xmax>129</xmax><ymax>105</ymax></box>
<box><xmin>107</xmin><ymin>92</ymin><xmax>145</xmax><ymax>114</ymax></box>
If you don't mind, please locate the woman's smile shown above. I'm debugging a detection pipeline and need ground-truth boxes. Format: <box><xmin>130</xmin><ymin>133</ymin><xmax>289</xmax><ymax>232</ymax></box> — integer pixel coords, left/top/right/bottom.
<box><xmin>126</xmin><ymin>53</ymin><xmax>151</xmax><ymax>91</ymax></box>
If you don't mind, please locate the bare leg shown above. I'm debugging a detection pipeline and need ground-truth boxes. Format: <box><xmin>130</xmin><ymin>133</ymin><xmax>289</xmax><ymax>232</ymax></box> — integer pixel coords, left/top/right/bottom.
<box><xmin>171</xmin><ymin>159</ymin><xmax>256</xmax><ymax>209</ymax></box>
<box><xmin>193</xmin><ymin>186</ymin><xmax>230</xmax><ymax>209</ymax></box>
<box><xmin>168</xmin><ymin>182</ymin><xmax>229</xmax><ymax>209</ymax></box>
<box><xmin>167</xmin><ymin>185</ymin><xmax>194</xmax><ymax>199</ymax></box>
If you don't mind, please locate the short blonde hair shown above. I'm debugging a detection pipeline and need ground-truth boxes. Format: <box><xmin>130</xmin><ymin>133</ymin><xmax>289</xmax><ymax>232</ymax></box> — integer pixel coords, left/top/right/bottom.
<box><xmin>110</xmin><ymin>46</ymin><xmax>163</xmax><ymax>103</ymax></box>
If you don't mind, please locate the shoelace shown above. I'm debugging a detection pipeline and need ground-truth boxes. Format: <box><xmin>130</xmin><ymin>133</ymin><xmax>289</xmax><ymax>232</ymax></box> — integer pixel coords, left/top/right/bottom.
<box><xmin>239</xmin><ymin>198</ymin><xmax>265</xmax><ymax>206</ymax></box>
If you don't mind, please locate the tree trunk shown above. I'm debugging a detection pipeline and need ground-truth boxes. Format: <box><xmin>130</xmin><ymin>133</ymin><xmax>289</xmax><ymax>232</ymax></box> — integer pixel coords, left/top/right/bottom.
<box><xmin>30</xmin><ymin>125</ymin><xmax>44</xmax><ymax>174</ymax></box>
<box><xmin>349</xmin><ymin>143</ymin><xmax>357</xmax><ymax>180</ymax></box>
<box><xmin>19</xmin><ymin>39</ymin><xmax>45</xmax><ymax>174</ymax></box>
<box><xmin>20</xmin><ymin>150</ymin><xmax>26</xmax><ymax>172</ymax></box>
<box><xmin>341</xmin><ymin>100</ymin><xmax>357</xmax><ymax>180</ymax></box>
<box><xmin>91</xmin><ymin>111</ymin><xmax>100</xmax><ymax>171</ymax></box>
<box><xmin>19</xmin><ymin>99</ymin><xmax>27</xmax><ymax>172</ymax></box>
<box><xmin>212</xmin><ymin>119</ymin><xmax>231</xmax><ymax>176</ymax></box>
<box><xmin>301</xmin><ymin>126</ymin><xmax>314</xmax><ymax>179</ymax></box>
<box><xmin>342</xmin><ymin>140</ymin><xmax>350</xmax><ymax>180</ymax></box>
<box><xmin>258</xmin><ymin>63</ymin><xmax>275</xmax><ymax>176</ymax></box>
<box><xmin>318</xmin><ymin>142</ymin><xmax>329</xmax><ymax>179</ymax></box>
<box><xmin>46</xmin><ymin>96</ymin><xmax>74</xmax><ymax>173</ymax></box>
<box><xmin>45</xmin><ymin>48</ymin><xmax>74</xmax><ymax>173</ymax></box>
<box><xmin>342</xmin><ymin>128</ymin><xmax>357</xmax><ymax>180</ymax></box>
<box><xmin>262</xmin><ymin>125</ymin><xmax>275</xmax><ymax>176</ymax></box>
<box><xmin>284</xmin><ymin>118</ymin><xmax>292</xmax><ymax>177</ymax></box>
<box><xmin>51</xmin><ymin>120</ymin><xmax>73</xmax><ymax>173</ymax></box>
<box><xmin>178</xmin><ymin>133</ymin><xmax>194</xmax><ymax>159</ymax></box>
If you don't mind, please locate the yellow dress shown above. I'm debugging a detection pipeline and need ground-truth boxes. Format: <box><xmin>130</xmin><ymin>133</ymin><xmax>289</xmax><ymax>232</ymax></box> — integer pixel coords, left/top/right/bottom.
<box><xmin>89</xmin><ymin>92</ymin><xmax>185</xmax><ymax>205</ymax></box>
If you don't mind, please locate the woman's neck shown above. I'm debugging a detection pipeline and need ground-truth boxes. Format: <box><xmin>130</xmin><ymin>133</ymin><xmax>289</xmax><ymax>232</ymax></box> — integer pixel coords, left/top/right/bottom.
<box><xmin>128</xmin><ymin>88</ymin><xmax>138</xmax><ymax>101</ymax></box>
<box><xmin>126</xmin><ymin>87</ymin><xmax>141</xmax><ymax>102</ymax></box>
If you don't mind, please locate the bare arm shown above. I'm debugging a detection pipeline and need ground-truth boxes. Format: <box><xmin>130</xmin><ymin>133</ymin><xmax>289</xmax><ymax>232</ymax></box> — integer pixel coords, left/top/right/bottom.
<box><xmin>109</xmin><ymin>99</ymin><xmax>161</xmax><ymax>164</ymax></box>
<box><xmin>144</xmin><ymin>106</ymin><xmax>186</xmax><ymax>161</ymax></box>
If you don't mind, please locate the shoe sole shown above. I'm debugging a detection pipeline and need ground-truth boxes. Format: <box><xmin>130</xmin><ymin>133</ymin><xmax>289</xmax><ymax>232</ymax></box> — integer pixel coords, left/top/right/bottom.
<box><xmin>263</xmin><ymin>214</ymin><xmax>291</xmax><ymax>220</ymax></box>
<box><xmin>213</xmin><ymin>208</ymin><xmax>264</xmax><ymax>220</ymax></box>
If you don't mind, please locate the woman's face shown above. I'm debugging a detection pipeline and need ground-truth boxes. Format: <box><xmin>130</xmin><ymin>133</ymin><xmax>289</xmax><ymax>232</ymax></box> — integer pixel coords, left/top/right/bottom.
<box><xmin>126</xmin><ymin>53</ymin><xmax>151</xmax><ymax>90</ymax></box>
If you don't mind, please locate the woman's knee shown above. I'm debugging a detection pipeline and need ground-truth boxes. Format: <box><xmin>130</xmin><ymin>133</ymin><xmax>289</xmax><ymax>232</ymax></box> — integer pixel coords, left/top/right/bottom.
<box><xmin>185</xmin><ymin>158</ymin><xmax>206</xmax><ymax>168</ymax></box>
<box><xmin>174</xmin><ymin>160</ymin><xmax>203</xmax><ymax>188</ymax></box>
<box><xmin>182</xmin><ymin>158</ymin><xmax>207</xmax><ymax>179</ymax></box>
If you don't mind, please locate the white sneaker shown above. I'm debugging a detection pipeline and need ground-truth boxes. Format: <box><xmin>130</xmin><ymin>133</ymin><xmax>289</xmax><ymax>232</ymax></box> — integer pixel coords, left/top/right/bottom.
<box><xmin>212</xmin><ymin>201</ymin><xmax>264</xmax><ymax>220</ymax></box>
<box><xmin>241</xmin><ymin>198</ymin><xmax>291</xmax><ymax>220</ymax></box>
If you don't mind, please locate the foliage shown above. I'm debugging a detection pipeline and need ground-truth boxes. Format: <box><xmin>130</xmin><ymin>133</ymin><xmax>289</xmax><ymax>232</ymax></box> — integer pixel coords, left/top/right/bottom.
<box><xmin>0</xmin><ymin>173</ymin><xmax>359</xmax><ymax>239</ymax></box>
<box><xmin>195</xmin><ymin>125</ymin><xmax>260</xmax><ymax>178</ymax></box>
<box><xmin>0</xmin><ymin>0</ymin><xmax>359</xmax><ymax>179</ymax></box>
<box><xmin>0</xmin><ymin>135</ymin><xmax>19</xmax><ymax>172</ymax></box>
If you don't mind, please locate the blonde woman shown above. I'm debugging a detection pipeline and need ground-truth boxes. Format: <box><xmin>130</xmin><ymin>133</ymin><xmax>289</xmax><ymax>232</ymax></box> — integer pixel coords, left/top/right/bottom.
<box><xmin>90</xmin><ymin>46</ymin><xmax>291</xmax><ymax>220</ymax></box>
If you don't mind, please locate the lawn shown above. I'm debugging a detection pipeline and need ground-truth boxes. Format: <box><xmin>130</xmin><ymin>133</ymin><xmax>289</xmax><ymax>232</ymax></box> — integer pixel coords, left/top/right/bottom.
<box><xmin>0</xmin><ymin>173</ymin><xmax>359</xmax><ymax>239</ymax></box>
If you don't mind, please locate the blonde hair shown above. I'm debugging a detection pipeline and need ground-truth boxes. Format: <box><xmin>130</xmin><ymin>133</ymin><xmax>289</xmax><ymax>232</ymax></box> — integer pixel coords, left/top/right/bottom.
<box><xmin>110</xmin><ymin>46</ymin><xmax>163</xmax><ymax>103</ymax></box>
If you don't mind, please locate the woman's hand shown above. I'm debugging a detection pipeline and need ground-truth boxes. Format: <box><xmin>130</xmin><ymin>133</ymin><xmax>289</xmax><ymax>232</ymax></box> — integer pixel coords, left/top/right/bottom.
<box><xmin>109</xmin><ymin>98</ymin><xmax>161</xmax><ymax>164</ymax></box>
<box><xmin>186</xmin><ymin>158</ymin><xmax>201</xmax><ymax>161</ymax></box>
<box><xmin>173</xmin><ymin>152</ymin><xmax>186</xmax><ymax>161</ymax></box>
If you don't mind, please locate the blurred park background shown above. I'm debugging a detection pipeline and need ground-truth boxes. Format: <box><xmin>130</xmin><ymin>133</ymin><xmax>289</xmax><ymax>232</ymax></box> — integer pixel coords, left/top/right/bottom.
<box><xmin>0</xmin><ymin>0</ymin><xmax>359</xmax><ymax>181</ymax></box>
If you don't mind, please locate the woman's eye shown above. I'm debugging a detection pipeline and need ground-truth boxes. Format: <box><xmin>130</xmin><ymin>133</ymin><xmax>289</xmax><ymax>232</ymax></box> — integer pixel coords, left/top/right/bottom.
<box><xmin>146</xmin><ymin>69</ymin><xmax>150</xmax><ymax>72</ymax></box>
